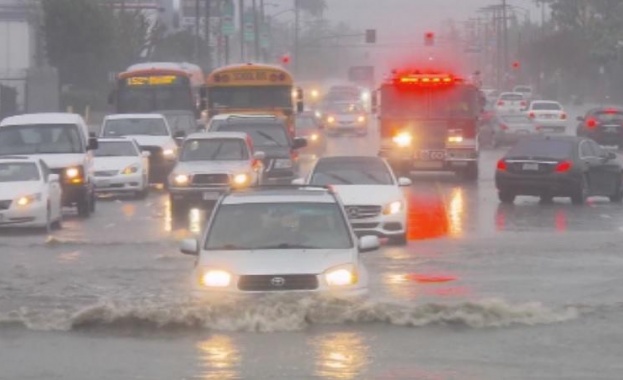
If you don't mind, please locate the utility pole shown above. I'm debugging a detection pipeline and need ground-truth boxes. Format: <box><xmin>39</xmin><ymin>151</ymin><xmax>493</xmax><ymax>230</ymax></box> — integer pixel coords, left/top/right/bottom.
<box><xmin>195</xmin><ymin>0</ymin><xmax>201</xmax><ymax>61</ymax></box>
<box><xmin>502</xmin><ymin>0</ymin><xmax>509</xmax><ymax>84</ymax></box>
<box><xmin>252</xmin><ymin>0</ymin><xmax>260</xmax><ymax>61</ymax></box>
<box><xmin>205</xmin><ymin>0</ymin><xmax>212</xmax><ymax>70</ymax></box>
<box><xmin>238</xmin><ymin>0</ymin><xmax>245</xmax><ymax>61</ymax></box>
<box><xmin>259</xmin><ymin>0</ymin><xmax>265</xmax><ymax>61</ymax></box>
<box><xmin>294</xmin><ymin>0</ymin><xmax>300</xmax><ymax>75</ymax></box>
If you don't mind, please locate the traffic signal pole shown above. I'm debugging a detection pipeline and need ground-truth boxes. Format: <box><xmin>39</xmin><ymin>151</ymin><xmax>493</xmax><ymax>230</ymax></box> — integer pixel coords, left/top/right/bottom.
<box><xmin>294</xmin><ymin>0</ymin><xmax>300</xmax><ymax>75</ymax></box>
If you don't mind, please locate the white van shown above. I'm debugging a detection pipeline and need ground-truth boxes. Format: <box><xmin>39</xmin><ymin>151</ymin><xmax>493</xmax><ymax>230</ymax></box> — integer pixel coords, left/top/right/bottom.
<box><xmin>0</xmin><ymin>113</ymin><xmax>99</xmax><ymax>217</ymax></box>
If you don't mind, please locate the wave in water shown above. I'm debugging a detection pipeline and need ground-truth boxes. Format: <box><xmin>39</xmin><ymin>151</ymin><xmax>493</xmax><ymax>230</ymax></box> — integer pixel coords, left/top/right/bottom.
<box><xmin>0</xmin><ymin>297</ymin><xmax>580</xmax><ymax>333</ymax></box>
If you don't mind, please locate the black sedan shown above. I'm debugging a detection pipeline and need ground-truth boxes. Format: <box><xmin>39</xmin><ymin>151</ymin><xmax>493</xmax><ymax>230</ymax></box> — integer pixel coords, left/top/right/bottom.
<box><xmin>576</xmin><ymin>107</ymin><xmax>623</xmax><ymax>148</ymax></box>
<box><xmin>495</xmin><ymin>135</ymin><xmax>623</xmax><ymax>204</ymax></box>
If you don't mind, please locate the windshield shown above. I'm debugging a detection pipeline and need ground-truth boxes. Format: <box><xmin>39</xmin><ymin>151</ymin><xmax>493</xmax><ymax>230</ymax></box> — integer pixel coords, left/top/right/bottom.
<box><xmin>532</xmin><ymin>103</ymin><xmax>561</xmax><ymax>111</ymax></box>
<box><xmin>180</xmin><ymin>139</ymin><xmax>248</xmax><ymax>161</ymax></box>
<box><xmin>0</xmin><ymin>162</ymin><xmax>40</xmax><ymax>182</ymax></box>
<box><xmin>163</xmin><ymin>114</ymin><xmax>197</xmax><ymax>134</ymax></box>
<box><xmin>94</xmin><ymin>141</ymin><xmax>138</xmax><ymax>157</ymax></box>
<box><xmin>326</xmin><ymin>103</ymin><xmax>364</xmax><ymax>114</ymax></box>
<box><xmin>381</xmin><ymin>85</ymin><xmax>479</xmax><ymax>118</ymax></box>
<box><xmin>205</xmin><ymin>202</ymin><xmax>353</xmax><ymax>250</ymax></box>
<box><xmin>208</xmin><ymin>86</ymin><xmax>292</xmax><ymax>109</ymax></box>
<box><xmin>117</xmin><ymin>86</ymin><xmax>194</xmax><ymax>113</ymax></box>
<box><xmin>514</xmin><ymin>87</ymin><xmax>531</xmax><ymax>93</ymax></box>
<box><xmin>213</xmin><ymin>124</ymin><xmax>289</xmax><ymax>147</ymax></box>
<box><xmin>295</xmin><ymin>116</ymin><xmax>318</xmax><ymax>130</ymax></box>
<box><xmin>0</xmin><ymin>124</ymin><xmax>83</xmax><ymax>155</ymax></box>
<box><xmin>508</xmin><ymin>139</ymin><xmax>574</xmax><ymax>160</ymax></box>
<box><xmin>500</xmin><ymin>93</ymin><xmax>524</xmax><ymax>101</ymax></box>
<box><xmin>102</xmin><ymin>118</ymin><xmax>168</xmax><ymax>137</ymax></box>
<box><xmin>310</xmin><ymin>159</ymin><xmax>393</xmax><ymax>185</ymax></box>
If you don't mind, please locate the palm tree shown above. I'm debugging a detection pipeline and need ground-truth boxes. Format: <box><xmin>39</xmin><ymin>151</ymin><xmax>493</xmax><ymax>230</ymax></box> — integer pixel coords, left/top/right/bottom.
<box><xmin>295</xmin><ymin>0</ymin><xmax>327</xmax><ymax>18</ymax></box>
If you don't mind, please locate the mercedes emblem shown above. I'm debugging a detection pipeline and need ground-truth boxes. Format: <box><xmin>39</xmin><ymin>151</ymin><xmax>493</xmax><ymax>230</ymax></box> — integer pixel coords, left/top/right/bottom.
<box><xmin>271</xmin><ymin>276</ymin><xmax>285</xmax><ymax>287</ymax></box>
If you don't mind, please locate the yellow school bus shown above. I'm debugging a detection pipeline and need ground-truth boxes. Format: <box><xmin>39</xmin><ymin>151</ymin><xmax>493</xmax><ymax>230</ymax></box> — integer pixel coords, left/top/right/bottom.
<box><xmin>205</xmin><ymin>63</ymin><xmax>303</xmax><ymax>136</ymax></box>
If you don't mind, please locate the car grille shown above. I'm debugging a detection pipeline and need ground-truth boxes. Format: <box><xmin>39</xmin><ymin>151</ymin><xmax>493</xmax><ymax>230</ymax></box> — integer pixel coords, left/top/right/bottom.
<box><xmin>94</xmin><ymin>170</ymin><xmax>118</xmax><ymax>177</ymax></box>
<box><xmin>0</xmin><ymin>200</ymin><xmax>11</xmax><ymax>210</ymax></box>
<box><xmin>237</xmin><ymin>274</ymin><xmax>319</xmax><ymax>291</ymax></box>
<box><xmin>344</xmin><ymin>205</ymin><xmax>382</xmax><ymax>219</ymax></box>
<box><xmin>192</xmin><ymin>173</ymin><xmax>230</xmax><ymax>186</ymax></box>
<box><xmin>351</xmin><ymin>222</ymin><xmax>379</xmax><ymax>229</ymax></box>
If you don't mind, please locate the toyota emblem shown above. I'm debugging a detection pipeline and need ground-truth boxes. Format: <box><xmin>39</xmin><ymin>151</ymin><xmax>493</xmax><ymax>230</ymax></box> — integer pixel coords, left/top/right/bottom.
<box><xmin>271</xmin><ymin>276</ymin><xmax>285</xmax><ymax>287</ymax></box>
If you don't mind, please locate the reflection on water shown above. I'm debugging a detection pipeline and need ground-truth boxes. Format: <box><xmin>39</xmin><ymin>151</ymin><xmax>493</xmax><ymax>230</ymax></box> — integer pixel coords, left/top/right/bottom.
<box><xmin>406</xmin><ymin>192</ymin><xmax>449</xmax><ymax>240</ymax></box>
<box><xmin>164</xmin><ymin>197</ymin><xmax>172</xmax><ymax>232</ymax></box>
<box><xmin>495</xmin><ymin>204</ymin><xmax>569</xmax><ymax>232</ymax></box>
<box><xmin>189</xmin><ymin>208</ymin><xmax>202</xmax><ymax>234</ymax></box>
<box><xmin>313</xmin><ymin>332</ymin><xmax>369</xmax><ymax>380</ymax></box>
<box><xmin>382</xmin><ymin>272</ymin><xmax>418</xmax><ymax>299</ymax></box>
<box><xmin>57</xmin><ymin>250</ymin><xmax>81</xmax><ymax>264</ymax></box>
<box><xmin>196</xmin><ymin>335</ymin><xmax>241</xmax><ymax>380</ymax></box>
<box><xmin>447</xmin><ymin>187</ymin><xmax>464</xmax><ymax>238</ymax></box>
<box><xmin>555</xmin><ymin>209</ymin><xmax>567</xmax><ymax>232</ymax></box>
<box><xmin>121</xmin><ymin>203</ymin><xmax>136</xmax><ymax>219</ymax></box>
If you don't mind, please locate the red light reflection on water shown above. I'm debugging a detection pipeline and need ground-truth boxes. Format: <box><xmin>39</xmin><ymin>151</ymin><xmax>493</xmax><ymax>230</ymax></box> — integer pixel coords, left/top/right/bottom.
<box><xmin>406</xmin><ymin>192</ymin><xmax>449</xmax><ymax>240</ymax></box>
<box><xmin>555</xmin><ymin>209</ymin><xmax>567</xmax><ymax>232</ymax></box>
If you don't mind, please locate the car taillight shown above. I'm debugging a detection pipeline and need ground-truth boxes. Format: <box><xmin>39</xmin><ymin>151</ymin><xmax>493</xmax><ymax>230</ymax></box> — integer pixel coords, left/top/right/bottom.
<box><xmin>586</xmin><ymin>118</ymin><xmax>597</xmax><ymax>128</ymax></box>
<box><xmin>555</xmin><ymin>160</ymin><xmax>572</xmax><ymax>172</ymax></box>
<box><xmin>520</xmin><ymin>101</ymin><xmax>527</xmax><ymax>107</ymax></box>
<box><xmin>500</xmin><ymin>124</ymin><xmax>509</xmax><ymax>130</ymax></box>
<box><xmin>496</xmin><ymin>159</ymin><xmax>507</xmax><ymax>171</ymax></box>
<box><xmin>528</xmin><ymin>112</ymin><xmax>535</xmax><ymax>118</ymax></box>
<box><xmin>252</xmin><ymin>159</ymin><xmax>262</xmax><ymax>169</ymax></box>
<box><xmin>497</xmin><ymin>101</ymin><xmax>505</xmax><ymax>106</ymax></box>
<box><xmin>561</xmin><ymin>113</ymin><xmax>567</xmax><ymax>120</ymax></box>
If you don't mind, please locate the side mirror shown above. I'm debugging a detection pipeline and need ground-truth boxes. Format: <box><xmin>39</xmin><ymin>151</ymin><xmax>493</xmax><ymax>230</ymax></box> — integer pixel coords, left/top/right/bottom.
<box><xmin>180</xmin><ymin>238</ymin><xmax>199</xmax><ymax>256</ymax></box>
<box><xmin>48</xmin><ymin>174</ymin><xmax>60</xmax><ymax>182</ymax></box>
<box><xmin>607</xmin><ymin>151</ymin><xmax>617</xmax><ymax>160</ymax></box>
<box><xmin>291</xmin><ymin>178</ymin><xmax>305</xmax><ymax>185</ymax></box>
<box><xmin>141</xmin><ymin>151</ymin><xmax>151</xmax><ymax>158</ymax></box>
<box><xmin>398</xmin><ymin>177</ymin><xmax>412</xmax><ymax>187</ymax></box>
<box><xmin>371</xmin><ymin>92</ymin><xmax>378</xmax><ymax>114</ymax></box>
<box><xmin>358</xmin><ymin>235</ymin><xmax>380</xmax><ymax>253</ymax></box>
<box><xmin>576</xmin><ymin>116</ymin><xmax>584</xmax><ymax>122</ymax></box>
<box><xmin>253</xmin><ymin>151</ymin><xmax>266</xmax><ymax>161</ymax></box>
<box><xmin>292</xmin><ymin>137</ymin><xmax>307</xmax><ymax>149</ymax></box>
<box><xmin>87</xmin><ymin>137</ymin><xmax>99</xmax><ymax>150</ymax></box>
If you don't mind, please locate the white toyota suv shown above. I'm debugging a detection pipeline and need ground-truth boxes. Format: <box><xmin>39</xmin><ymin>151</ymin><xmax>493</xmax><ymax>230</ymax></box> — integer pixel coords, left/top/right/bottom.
<box><xmin>293</xmin><ymin>156</ymin><xmax>411</xmax><ymax>245</ymax></box>
<box><xmin>0</xmin><ymin>113</ymin><xmax>99</xmax><ymax>217</ymax></box>
<box><xmin>179</xmin><ymin>186</ymin><xmax>379</xmax><ymax>296</ymax></box>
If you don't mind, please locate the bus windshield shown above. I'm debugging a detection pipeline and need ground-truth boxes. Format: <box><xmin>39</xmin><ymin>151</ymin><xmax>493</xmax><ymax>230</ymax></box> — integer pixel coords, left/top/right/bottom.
<box><xmin>117</xmin><ymin>86</ymin><xmax>194</xmax><ymax>113</ymax></box>
<box><xmin>208</xmin><ymin>86</ymin><xmax>292</xmax><ymax>109</ymax></box>
<box><xmin>381</xmin><ymin>85</ymin><xmax>479</xmax><ymax>118</ymax></box>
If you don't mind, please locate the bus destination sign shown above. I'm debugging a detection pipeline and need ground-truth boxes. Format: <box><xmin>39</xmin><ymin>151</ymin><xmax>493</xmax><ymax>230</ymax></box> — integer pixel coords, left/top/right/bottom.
<box><xmin>126</xmin><ymin>75</ymin><xmax>180</xmax><ymax>86</ymax></box>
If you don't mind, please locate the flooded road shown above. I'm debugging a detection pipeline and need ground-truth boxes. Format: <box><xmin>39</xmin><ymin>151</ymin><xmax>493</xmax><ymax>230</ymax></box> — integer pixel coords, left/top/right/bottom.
<box><xmin>2</xmin><ymin>113</ymin><xmax>623</xmax><ymax>379</ymax></box>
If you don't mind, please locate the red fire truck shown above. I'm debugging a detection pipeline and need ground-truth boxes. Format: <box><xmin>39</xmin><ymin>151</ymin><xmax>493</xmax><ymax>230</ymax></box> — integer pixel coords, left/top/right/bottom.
<box><xmin>373</xmin><ymin>70</ymin><xmax>483</xmax><ymax>181</ymax></box>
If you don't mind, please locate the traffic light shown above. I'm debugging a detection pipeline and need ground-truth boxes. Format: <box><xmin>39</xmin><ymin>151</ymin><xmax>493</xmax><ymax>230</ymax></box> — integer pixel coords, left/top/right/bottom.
<box><xmin>424</xmin><ymin>32</ymin><xmax>435</xmax><ymax>46</ymax></box>
<box><xmin>512</xmin><ymin>61</ymin><xmax>520</xmax><ymax>69</ymax></box>
<box><xmin>281</xmin><ymin>54</ymin><xmax>290</xmax><ymax>65</ymax></box>
<box><xmin>365</xmin><ymin>29</ymin><xmax>376</xmax><ymax>44</ymax></box>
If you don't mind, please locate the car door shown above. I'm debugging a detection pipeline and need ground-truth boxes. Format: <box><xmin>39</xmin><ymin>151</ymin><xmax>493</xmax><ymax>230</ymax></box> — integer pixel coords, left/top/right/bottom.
<box><xmin>586</xmin><ymin>140</ymin><xmax>620</xmax><ymax>195</ymax></box>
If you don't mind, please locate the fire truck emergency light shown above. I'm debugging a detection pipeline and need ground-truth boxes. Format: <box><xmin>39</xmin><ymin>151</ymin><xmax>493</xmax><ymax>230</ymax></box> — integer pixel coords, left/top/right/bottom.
<box><xmin>396</xmin><ymin>74</ymin><xmax>458</xmax><ymax>85</ymax></box>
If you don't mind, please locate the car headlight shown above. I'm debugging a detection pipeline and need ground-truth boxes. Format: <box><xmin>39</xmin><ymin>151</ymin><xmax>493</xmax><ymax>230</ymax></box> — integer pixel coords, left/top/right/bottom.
<box><xmin>357</xmin><ymin>115</ymin><xmax>366</xmax><ymax>123</ymax></box>
<box><xmin>311</xmin><ymin>89</ymin><xmax>319</xmax><ymax>98</ymax></box>
<box><xmin>65</xmin><ymin>167</ymin><xmax>84</xmax><ymax>184</ymax></box>
<box><xmin>383</xmin><ymin>200</ymin><xmax>403</xmax><ymax>215</ymax></box>
<box><xmin>361</xmin><ymin>91</ymin><xmax>370</xmax><ymax>101</ymax></box>
<box><xmin>310</xmin><ymin>133</ymin><xmax>319</xmax><ymax>141</ymax></box>
<box><xmin>325</xmin><ymin>264</ymin><xmax>358</xmax><ymax>286</ymax></box>
<box><xmin>121</xmin><ymin>164</ymin><xmax>139</xmax><ymax>175</ymax></box>
<box><xmin>232</xmin><ymin>173</ymin><xmax>249</xmax><ymax>185</ymax></box>
<box><xmin>392</xmin><ymin>132</ymin><xmax>413</xmax><ymax>147</ymax></box>
<box><xmin>16</xmin><ymin>193</ymin><xmax>42</xmax><ymax>206</ymax></box>
<box><xmin>327</xmin><ymin>116</ymin><xmax>335</xmax><ymax>124</ymax></box>
<box><xmin>274</xmin><ymin>158</ymin><xmax>293</xmax><ymax>169</ymax></box>
<box><xmin>171</xmin><ymin>173</ymin><xmax>190</xmax><ymax>186</ymax></box>
<box><xmin>315</xmin><ymin>110</ymin><xmax>322</xmax><ymax>118</ymax></box>
<box><xmin>163</xmin><ymin>148</ymin><xmax>176</xmax><ymax>158</ymax></box>
<box><xmin>200</xmin><ymin>270</ymin><xmax>232</xmax><ymax>287</ymax></box>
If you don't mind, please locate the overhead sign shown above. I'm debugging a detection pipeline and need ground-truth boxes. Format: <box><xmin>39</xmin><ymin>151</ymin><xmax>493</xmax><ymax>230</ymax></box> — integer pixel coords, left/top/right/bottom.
<box><xmin>221</xmin><ymin>0</ymin><xmax>235</xmax><ymax>36</ymax></box>
<box><xmin>125</xmin><ymin>75</ymin><xmax>180</xmax><ymax>86</ymax></box>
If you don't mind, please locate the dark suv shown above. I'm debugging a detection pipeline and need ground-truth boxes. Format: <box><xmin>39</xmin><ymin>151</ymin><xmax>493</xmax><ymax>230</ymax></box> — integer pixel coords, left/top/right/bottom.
<box><xmin>208</xmin><ymin>117</ymin><xmax>307</xmax><ymax>184</ymax></box>
<box><xmin>576</xmin><ymin>107</ymin><xmax>623</xmax><ymax>148</ymax></box>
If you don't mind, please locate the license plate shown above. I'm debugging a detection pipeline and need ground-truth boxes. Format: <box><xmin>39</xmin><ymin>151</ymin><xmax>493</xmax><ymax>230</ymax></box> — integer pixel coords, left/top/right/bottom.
<box><xmin>96</xmin><ymin>179</ymin><xmax>110</xmax><ymax>187</ymax></box>
<box><xmin>604</xmin><ymin>127</ymin><xmax>618</xmax><ymax>133</ymax></box>
<box><xmin>413</xmin><ymin>161</ymin><xmax>444</xmax><ymax>169</ymax></box>
<box><xmin>203</xmin><ymin>192</ymin><xmax>221</xmax><ymax>200</ymax></box>
<box><xmin>418</xmin><ymin>150</ymin><xmax>446</xmax><ymax>160</ymax></box>
<box><xmin>522</xmin><ymin>163</ymin><xmax>539</xmax><ymax>171</ymax></box>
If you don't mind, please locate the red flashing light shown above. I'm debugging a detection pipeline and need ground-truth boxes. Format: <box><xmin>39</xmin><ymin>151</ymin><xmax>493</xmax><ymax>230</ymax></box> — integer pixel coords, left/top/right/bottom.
<box><xmin>496</xmin><ymin>159</ymin><xmax>507</xmax><ymax>171</ymax></box>
<box><xmin>281</xmin><ymin>54</ymin><xmax>290</xmax><ymax>65</ymax></box>
<box><xmin>398</xmin><ymin>73</ymin><xmax>457</xmax><ymax>86</ymax></box>
<box><xmin>500</xmin><ymin>124</ymin><xmax>509</xmax><ymax>130</ymax></box>
<box><xmin>555</xmin><ymin>160</ymin><xmax>572</xmax><ymax>173</ymax></box>
<box><xmin>586</xmin><ymin>118</ymin><xmax>597</xmax><ymax>128</ymax></box>
<box><xmin>604</xmin><ymin>108</ymin><xmax>620</xmax><ymax>114</ymax></box>
<box><xmin>512</xmin><ymin>61</ymin><xmax>520</xmax><ymax>69</ymax></box>
<box><xmin>497</xmin><ymin>101</ymin><xmax>505</xmax><ymax>106</ymax></box>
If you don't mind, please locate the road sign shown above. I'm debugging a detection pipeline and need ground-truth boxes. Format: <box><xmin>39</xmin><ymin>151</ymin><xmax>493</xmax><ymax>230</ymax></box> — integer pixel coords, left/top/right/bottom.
<box><xmin>221</xmin><ymin>0</ymin><xmax>235</xmax><ymax>36</ymax></box>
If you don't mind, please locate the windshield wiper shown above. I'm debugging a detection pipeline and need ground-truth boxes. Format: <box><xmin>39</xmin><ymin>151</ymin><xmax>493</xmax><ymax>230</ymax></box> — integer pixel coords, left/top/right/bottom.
<box><xmin>254</xmin><ymin>243</ymin><xmax>316</xmax><ymax>249</ymax></box>
<box><xmin>256</xmin><ymin>131</ymin><xmax>283</xmax><ymax>147</ymax></box>
<box><xmin>208</xmin><ymin>244</ymin><xmax>242</xmax><ymax>250</ymax></box>
<box><xmin>209</xmin><ymin>142</ymin><xmax>225</xmax><ymax>160</ymax></box>
<box><xmin>322</xmin><ymin>172</ymin><xmax>353</xmax><ymax>184</ymax></box>
<box><xmin>361</xmin><ymin>171</ymin><xmax>385</xmax><ymax>184</ymax></box>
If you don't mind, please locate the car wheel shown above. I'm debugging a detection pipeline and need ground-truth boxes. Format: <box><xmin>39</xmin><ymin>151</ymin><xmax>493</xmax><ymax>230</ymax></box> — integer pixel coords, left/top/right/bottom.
<box><xmin>499</xmin><ymin>191</ymin><xmax>515</xmax><ymax>204</ymax></box>
<box><xmin>77</xmin><ymin>196</ymin><xmax>91</xmax><ymax>218</ymax></box>
<box><xmin>609</xmin><ymin>176</ymin><xmax>623</xmax><ymax>202</ymax></box>
<box><xmin>571</xmin><ymin>176</ymin><xmax>588</xmax><ymax>205</ymax></box>
<box><xmin>389</xmin><ymin>232</ymin><xmax>407</xmax><ymax>246</ymax></box>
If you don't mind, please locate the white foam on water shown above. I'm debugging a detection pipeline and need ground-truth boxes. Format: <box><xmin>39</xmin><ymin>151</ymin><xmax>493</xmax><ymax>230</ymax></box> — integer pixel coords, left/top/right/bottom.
<box><xmin>0</xmin><ymin>297</ymin><xmax>581</xmax><ymax>333</ymax></box>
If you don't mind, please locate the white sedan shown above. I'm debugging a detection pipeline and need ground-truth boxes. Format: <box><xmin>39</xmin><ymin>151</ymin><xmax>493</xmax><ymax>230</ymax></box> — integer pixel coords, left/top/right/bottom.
<box><xmin>527</xmin><ymin>100</ymin><xmax>567</xmax><ymax>134</ymax></box>
<box><xmin>0</xmin><ymin>157</ymin><xmax>62</xmax><ymax>229</ymax></box>
<box><xmin>93</xmin><ymin>138</ymin><xmax>150</xmax><ymax>198</ymax></box>
<box><xmin>293</xmin><ymin>156</ymin><xmax>411</xmax><ymax>245</ymax></box>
